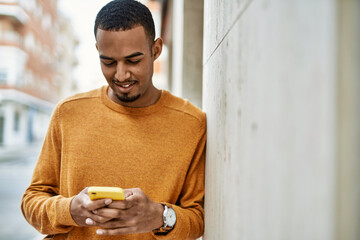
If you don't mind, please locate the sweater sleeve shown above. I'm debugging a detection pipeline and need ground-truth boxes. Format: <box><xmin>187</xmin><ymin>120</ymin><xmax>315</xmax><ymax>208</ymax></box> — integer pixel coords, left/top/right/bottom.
<box><xmin>21</xmin><ymin>106</ymin><xmax>78</xmax><ymax>235</ymax></box>
<box><xmin>153</xmin><ymin>115</ymin><xmax>206</xmax><ymax>239</ymax></box>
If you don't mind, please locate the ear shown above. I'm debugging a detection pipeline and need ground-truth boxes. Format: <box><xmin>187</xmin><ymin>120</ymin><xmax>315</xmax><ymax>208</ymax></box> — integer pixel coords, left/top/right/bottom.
<box><xmin>152</xmin><ymin>38</ymin><xmax>163</xmax><ymax>60</ymax></box>
<box><xmin>95</xmin><ymin>43</ymin><xmax>99</xmax><ymax>51</ymax></box>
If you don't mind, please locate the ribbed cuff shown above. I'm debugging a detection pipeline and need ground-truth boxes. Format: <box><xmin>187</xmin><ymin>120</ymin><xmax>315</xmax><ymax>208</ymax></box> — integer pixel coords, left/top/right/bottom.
<box><xmin>55</xmin><ymin>196</ymin><xmax>79</xmax><ymax>227</ymax></box>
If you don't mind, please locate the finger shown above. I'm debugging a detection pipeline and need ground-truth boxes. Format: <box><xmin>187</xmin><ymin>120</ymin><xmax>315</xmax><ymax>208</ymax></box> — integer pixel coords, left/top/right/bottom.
<box><xmin>106</xmin><ymin>188</ymin><xmax>142</xmax><ymax>209</ymax></box>
<box><xmin>85</xmin><ymin>216</ymin><xmax>112</xmax><ymax>225</ymax></box>
<box><xmin>124</xmin><ymin>189</ymin><xmax>134</xmax><ymax>198</ymax></box>
<box><xmin>95</xmin><ymin>207</ymin><xmax>136</xmax><ymax>219</ymax></box>
<box><xmin>95</xmin><ymin>218</ymin><xmax>137</xmax><ymax>230</ymax></box>
<box><xmin>94</xmin><ymin>208</ymin><xmax>122</xmax><ymax>218</ymax></box>
<box><xmin>86</xmin><ymin>213</ymin><xmax>113</xmax><ymax>225</ymax></box>
<box><xmin>96</xmin><ymin>226</ymin><xmax>138</xmax><ymax>235</ymax></box>
<box><xmin>76</xmin><ymin>207</ymin><xmax>112</xmax><ymax>226</ymax></box>
<box><xmin>124</xmin><ymin>188</ymin><xmax>146</xmax><ymax>202</ymax></box>
<box><xmin>80</xmin><ymin>187</ymin><xmax>89</xmax><ymax>195</ymax></box>
<box><xmin>107</xmin><ymin>199</ymin><xmax>132</xmax><ymax>209</ymax></box>
<box><xmin>84</xmin><ymin>198</ymin><xmax>112</xmax><ymax>211</ymax></box>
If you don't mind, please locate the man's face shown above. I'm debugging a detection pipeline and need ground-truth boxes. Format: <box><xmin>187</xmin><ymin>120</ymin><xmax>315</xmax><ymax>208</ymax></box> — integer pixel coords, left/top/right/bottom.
<box><xmin>96</xmin><ymin>26</ymin><xmax>162</xmax><ymax>107</ymax></box>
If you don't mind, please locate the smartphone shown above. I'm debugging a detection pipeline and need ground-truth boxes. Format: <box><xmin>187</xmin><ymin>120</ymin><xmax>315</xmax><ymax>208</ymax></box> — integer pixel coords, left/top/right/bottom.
<box><xmin>88</xmin><ymin>186</ymin><xmax>125</xmax><ymax>200</ymax></box>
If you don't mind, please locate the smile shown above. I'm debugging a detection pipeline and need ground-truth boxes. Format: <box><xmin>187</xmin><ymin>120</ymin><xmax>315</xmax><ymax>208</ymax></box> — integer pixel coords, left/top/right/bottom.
<box><xmin>112</xmin><ymin>79</ymin><xmax>137</xmax><ymax>93</ymax></box>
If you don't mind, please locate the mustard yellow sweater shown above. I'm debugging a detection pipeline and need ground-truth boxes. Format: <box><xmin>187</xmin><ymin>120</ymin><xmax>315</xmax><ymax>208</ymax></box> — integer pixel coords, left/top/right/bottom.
<box><xmin>21</xmin><ymin>86</ymin><xmax>206</xmax><ymax>240</ymax></box>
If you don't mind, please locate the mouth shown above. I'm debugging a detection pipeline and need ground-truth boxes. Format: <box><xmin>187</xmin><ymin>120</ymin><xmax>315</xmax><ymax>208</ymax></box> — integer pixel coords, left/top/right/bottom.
<box><xmin>112</xmin><ymin>79</ymin><xmax>137</xmax><ymax>93</ymax></box>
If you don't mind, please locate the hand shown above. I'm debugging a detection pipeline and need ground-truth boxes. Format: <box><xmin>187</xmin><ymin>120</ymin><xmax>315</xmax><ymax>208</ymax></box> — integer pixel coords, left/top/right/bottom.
<box><xmin>88</xmin><ymin>188</ymin><xmax>164</xmax><ymax>235</ymax></box>
<box><xmin>70</xmin><ymin>187</ymin><xmax>113</xmax><ymax>226</ymax></box>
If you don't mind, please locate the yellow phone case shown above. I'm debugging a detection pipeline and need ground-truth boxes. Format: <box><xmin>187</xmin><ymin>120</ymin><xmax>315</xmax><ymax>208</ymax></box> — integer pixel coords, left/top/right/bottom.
<box><xmin>88</xmin><ymin>186</ymin><xmax>125</xmax><ymax>200</ymax></box>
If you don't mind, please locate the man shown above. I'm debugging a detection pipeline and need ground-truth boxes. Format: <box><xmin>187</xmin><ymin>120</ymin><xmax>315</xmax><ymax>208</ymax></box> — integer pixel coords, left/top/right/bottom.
<box><xmin>21</xmin><ymin>0</ymin><xmax>206</xmax><ymax>239</ymax></box>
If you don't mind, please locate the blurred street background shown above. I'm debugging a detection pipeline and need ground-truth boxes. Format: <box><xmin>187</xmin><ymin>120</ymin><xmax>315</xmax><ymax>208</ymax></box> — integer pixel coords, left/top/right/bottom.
<box><xmin>0</xmin><ymin>0</ymin><xmax>163</xmax><ymax>239</ymax></box>
<box><xmin>0</xmin><ymin>143</ymin><xmax>43</xmax><ymax>240</ymax></box>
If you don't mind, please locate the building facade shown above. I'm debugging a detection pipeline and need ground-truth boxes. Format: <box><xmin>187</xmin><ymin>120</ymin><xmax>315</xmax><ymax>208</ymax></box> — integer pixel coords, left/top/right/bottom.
<box><xmin>158</xmin><ymin>0</ymin><xmax>360</xmax><ymax>239</ymax></box>
<box><xmin>0</xmin><ymin>0</ymin><xmax>77</xmax><ymax>147</ymax></box>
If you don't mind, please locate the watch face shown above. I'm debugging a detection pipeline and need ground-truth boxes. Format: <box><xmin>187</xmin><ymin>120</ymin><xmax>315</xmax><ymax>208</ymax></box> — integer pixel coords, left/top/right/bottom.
<box><xmin>165</xmin><ymin>207</ymin><xmax>176</xmax><ymax>227</ymax></box>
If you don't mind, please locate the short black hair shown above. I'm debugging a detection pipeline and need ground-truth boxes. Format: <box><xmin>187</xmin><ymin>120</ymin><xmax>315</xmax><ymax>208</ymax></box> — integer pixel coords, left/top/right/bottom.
<box><xmin>94</xmin><ymin>0</ymin><xmax>155</xmax><ymax>43</ymax></box>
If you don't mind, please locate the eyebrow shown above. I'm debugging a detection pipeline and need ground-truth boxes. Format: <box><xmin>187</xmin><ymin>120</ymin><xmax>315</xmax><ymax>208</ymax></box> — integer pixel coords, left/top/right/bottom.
<box><xmin>99</xmin><ymin>52</ymin><xmax>144</xmax><ymax>60</ymax></box>
<box><xmin>124</xmin><ymin>52</ymin><xmax>144</xmax><ymax>59</ymax></box>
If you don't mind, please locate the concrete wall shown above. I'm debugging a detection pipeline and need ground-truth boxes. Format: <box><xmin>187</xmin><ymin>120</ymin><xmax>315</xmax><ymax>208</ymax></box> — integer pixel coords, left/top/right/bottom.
<box><xmin>336</xmin><ymin>0</ymin><xmax>360</xmax><ymax>239</ymax></box>
<box><xmin>203</xmin><ymin>0</ymin><xmax>338</xmax><ymax>239</ymax></box>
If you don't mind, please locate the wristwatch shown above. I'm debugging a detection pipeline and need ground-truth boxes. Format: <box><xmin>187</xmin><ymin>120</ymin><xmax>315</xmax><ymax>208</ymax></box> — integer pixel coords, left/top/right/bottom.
<box><xmin>154</xmin><ymin>205</ymin><xmax>176</xmax><ymax>233</ymax></box>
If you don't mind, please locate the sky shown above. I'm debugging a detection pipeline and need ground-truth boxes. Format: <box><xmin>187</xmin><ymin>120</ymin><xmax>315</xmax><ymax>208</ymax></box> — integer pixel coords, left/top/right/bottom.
<box><xmin>58</xmin><ymin>0</ymin><xmax>112</xmax><ymax>92</ymax></box>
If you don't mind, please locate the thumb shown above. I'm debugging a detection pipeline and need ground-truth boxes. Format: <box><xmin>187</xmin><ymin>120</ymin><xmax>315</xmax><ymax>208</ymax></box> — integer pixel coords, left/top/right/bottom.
<box><xmin>124</xmin><ymin>189</ymin><xmax>134</xmax><ymax>199</ymax></box>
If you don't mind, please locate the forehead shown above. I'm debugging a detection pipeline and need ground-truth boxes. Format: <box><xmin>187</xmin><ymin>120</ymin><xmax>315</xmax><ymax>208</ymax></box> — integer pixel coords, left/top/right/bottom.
<box><xmin>96</xmin><ymin>26</ymin><xmax>150</xmax><ymax>56</ymax></box>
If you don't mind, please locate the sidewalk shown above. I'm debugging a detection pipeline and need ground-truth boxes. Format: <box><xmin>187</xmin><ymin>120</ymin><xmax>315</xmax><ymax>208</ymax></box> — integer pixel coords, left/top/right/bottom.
<box><xmin>0</xmin><ymin>142</ymin><xmax>42</xmax><ymax>163</ymax></box>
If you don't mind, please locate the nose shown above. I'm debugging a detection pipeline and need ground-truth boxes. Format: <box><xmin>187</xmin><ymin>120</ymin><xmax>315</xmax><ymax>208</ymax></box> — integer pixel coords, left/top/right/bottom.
<box><xmin>115</xmin><ymin>62</ymin><xmax>131</xmax><ymax>82</ymax></box>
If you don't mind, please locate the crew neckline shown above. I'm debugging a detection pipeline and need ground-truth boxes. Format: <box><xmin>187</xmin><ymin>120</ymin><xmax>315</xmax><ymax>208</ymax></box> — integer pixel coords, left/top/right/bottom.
<box><xmin>101</xmin><ymin>85</ymin><xmax>167</xmax><ymax>115</ymax></box>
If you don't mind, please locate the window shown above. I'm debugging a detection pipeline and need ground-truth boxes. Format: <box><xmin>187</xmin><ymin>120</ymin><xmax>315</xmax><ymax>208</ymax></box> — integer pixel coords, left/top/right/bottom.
<box><xmin>3</xmin><ymin>29</ymin><xmax>20</xmax><ymax>44</ymax></box>
<box><xmin>42</xmin><ymin>14</ymin><xmax>52</xmax><ymax>30</ymax></box>
<box><xmin>19</xmin><ymin>0</ymin><xmax>36</xmax><ymax>13</ymax></box>
<box><xmin>0</xmin><ymin>68</ymin><xmax>7</xmax><ymax>84</ymax></box>
<box><xmin>14</xmin><ymin>111</ymin><xmax>20</xmax><ymax>132</ymax></box>
<box><xmin>24</xmin><ymin>33</ymin><xmax>35</xmax><ymax>50</ymax></box>
<box><xmin>24</xmin><ymin>70</ymin><xmax>35</xmax><ymax>87</ymax></box>
<box><xmin>0</xmin><ymin>115</ymin><xmax>4</xmax><ymax>145</ymax></box>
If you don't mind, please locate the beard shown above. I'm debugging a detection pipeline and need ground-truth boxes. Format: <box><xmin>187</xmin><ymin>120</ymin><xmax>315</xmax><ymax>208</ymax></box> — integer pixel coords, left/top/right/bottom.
<box><xmin>115</xmin><ymin>92</ymin><xmax>141</xmax><ymax>103</ymax></box>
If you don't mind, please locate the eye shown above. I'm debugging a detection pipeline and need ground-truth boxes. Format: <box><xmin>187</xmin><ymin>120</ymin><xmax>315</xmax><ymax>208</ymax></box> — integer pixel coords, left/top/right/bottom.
<box><xmin>102</xmin><ymin>61</ymin><xmax>116</xmax><ymax>66</ymax></box>
<box><xmin>127</xmin><ymin>59</ymin><xmax>141</xmax><ymax>64</ymax></box>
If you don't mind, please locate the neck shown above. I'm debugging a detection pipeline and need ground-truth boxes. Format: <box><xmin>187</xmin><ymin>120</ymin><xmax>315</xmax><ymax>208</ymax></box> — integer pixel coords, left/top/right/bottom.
<box><xmin>108</xmin><ymin>86</ymin><xmax>161</xmax><ymax>108</ymax></box>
